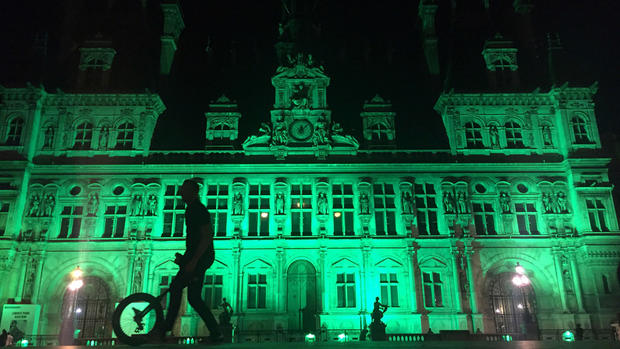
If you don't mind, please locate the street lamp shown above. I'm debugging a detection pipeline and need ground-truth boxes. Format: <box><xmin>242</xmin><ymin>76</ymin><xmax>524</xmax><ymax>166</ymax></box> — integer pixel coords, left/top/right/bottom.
<box><xmin>511</xmin><ymin>262</ymin><xmax>530</xmax><ymax>287</ymax></box>
<box><xmin>68</xmin><ymin>266</ymin><xmax>84</xmax><ymax>342</ymax></box>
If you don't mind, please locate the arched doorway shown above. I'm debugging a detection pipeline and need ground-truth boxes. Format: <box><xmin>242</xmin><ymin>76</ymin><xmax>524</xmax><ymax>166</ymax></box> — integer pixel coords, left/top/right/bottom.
<box><xmin>287</xmin><ymin>260</ymin><xmax>317</xmax><ymax>333</ymax></box>
<box><xmin>62</xmin><ymin>276</ymin><xmax>113</xmax><ymax>338</ymax></box>
<box><xmin>488</xmin><ymin>273</ymin><xmax>538</xmax><ymax>339</ymax></box>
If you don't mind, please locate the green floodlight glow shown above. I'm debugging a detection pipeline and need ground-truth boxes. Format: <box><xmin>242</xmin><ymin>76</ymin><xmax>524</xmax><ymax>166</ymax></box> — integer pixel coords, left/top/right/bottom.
<box><xmin>305</xmin><ymin>333</ymin><xmax>316</xmax><ymax>343</ymax></box>
<box><xmin>562</xmin><ymin>330</ymin><xmax>575</xmax><ymax>342</ymax></box>
<box><xmin>19</xmin><ymin>339</ymin><xmax>28</xmax><ymax>347</ymax></box>
<box><xmin>338</xmin><ymin>333</ymin><xmax>348</xmax><ymax>342</ymax></box>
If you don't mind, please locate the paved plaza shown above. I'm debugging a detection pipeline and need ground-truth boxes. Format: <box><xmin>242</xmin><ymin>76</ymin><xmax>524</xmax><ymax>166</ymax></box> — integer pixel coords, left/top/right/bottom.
<box><xmin>19</xmin><ymin>341</ymin><xmax>620</xmax><ymax>349</ymax></box>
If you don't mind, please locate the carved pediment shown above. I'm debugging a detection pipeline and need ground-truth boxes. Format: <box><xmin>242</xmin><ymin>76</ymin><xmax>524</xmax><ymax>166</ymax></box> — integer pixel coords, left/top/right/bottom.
<box><xmin>419</xmin><ymin>257</ymin><xmax>448</xmax><ymax>269</ymax></box>
<box><xmin>244</xmin><ymin>258</ymin><xmax>272</xmax><ymax>270</ymax></box>
<box><xmin>375</xmin><ymin>257</ymin><xmax>403</xmax><ymax>268</ymax></box>
<box><xmin>331</xmin><ymin>257</ymin><xmax>359</xmax><ymax>269</ymax></box>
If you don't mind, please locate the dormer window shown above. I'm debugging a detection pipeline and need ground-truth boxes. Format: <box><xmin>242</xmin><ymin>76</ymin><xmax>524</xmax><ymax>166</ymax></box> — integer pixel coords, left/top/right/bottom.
<box><xmin>571</xmin><ymin>116</ymin><xmax>590</xmax><ymax>144</ymax></box>
<box><xmin>115</xmin><ymin>122</ymin><xmax>134</xmax><ymax>149</ymax></box>
<box><xmin>370</xmin><ymin>122</ymin><xmax>390</xmax><ymax>141</ymax></box>
<box><xmin>74</xmin><ymin>122</ymin><xmax>93</xmax><ymax>150</ymax></box>
<box><xmin>465</xmin><ymin>122</ymin><xmax>483</xmax><ymax>148</ymax></box>
<box><xmin>505</xmin><ymin>121</ymin><xmax>524</xmax><ymax>148</ymax></box>
<box><xmin>6</xmin><ymin>117</ymin><xmax>24</xmax><ymax>145</ymax></box>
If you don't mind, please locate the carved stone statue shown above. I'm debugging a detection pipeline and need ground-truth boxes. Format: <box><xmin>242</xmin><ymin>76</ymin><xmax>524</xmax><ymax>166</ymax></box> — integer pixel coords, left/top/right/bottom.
<box><xmin>369</xmin><ymin>296</ymin><xmax>388</xmax><ymax>341</ymax></box>
<box><xmin>456</xmin><ymin>191</ymin><xmax>468</xmax><ymax>214</ymax></box>
<box><xmin>43</xmin><ymin>126</ymin><xmax>54</xmax><ymax>149</ymax></box>
<box><xmin>542</xmin><ymin>125</ymin><xmax>552</xmax><ymax>145</ymax></box>
<box><xmin>556</xmin><ymin>191</ymin><xmax>567</xmax><ymax>213</ymax></box>
<box><xmin>219</xmin><ymin>297</ymin><xmax>234</xmax><ymax>341</ymax></box>
<box><xmin>499</xmin><ymin>191</ymin><xmax>511</xmax><ymax>213</ymax></box>
<box><xmin>146</xmin><ymin>194</ymin><xmax>158</xmax><ymax>216</ymax></box>
<box><xmin>331</xmin><ymin>122</ymin><xmax>344</xmax><ymax>135</ymax></box>
<box><xmin>87</xmin><ymin>192</ymin><xmax>99</xmax><ymax>216</ymax></box>
<box><xmin>28</xmin><ymin>194</ymin><xmax>41</xmax><ymax>217</ymax></box>
<box><xmin>402</xmin><ymin>191</ymin><xmax>414</xmax><ymax>214</ymax></box>
<box><xmin>259</xmin><ymin>122</ymin><xmax>271</xmax><ymax>137</ymax></box>
<box><xmin>443</xmin><ymin>192</ymin><xmax>455</xmax><ymax>214</ymax></box>
<box><xmin>317</xmin><ymin>192</ymin><xmax>328</xmax><ymax>215</ymax></box>
<box><xmin>44</xmin><ymin>193</ymin><xmax>56</xmax><ymax>216</ymax></box>
<box><xmin>542</xmin><ymin>193</ymin><xmax>552</xmax><ymax>213</ymax></box>
<box><xmin>272</xmin><ymin>120</ymin><xmax>288</xmax><ymax>145</ymax></box>
<box><xmin>99</xmin><ymin>126</ymin><xmax>109</xmax><ymax>150</ymax></box>
<box><xmin>275</xmin><ymin>192</ymin><xmax>285</xmax><ymax>215</ymax></box>
<box><xmin>232</xmin><ymin>192</ymin><xmax>244</xmax><ymax>215</ymax></box>
<box><xmin>359</xmin><ymin>192</ymin><xmax>370</xmax><ymax>214</ymax></box>
<box><xmin>312</xmin><ymin>119</ymin><xmax>329</xmax><ymax>146</ymax></box>
<box><xmin>291</xmin><ymin>83</ymin><xmax>309</xmax><ymax>109</ymax></box>
<box><xmin>490</xmin><ymin>125</ymin><xmax>499</xmax><ymax>147</ymax></box>
<box><xmin>130</xmin><ymin>194</ymin><xmax>143</xmax><ymax>216</ymax></box>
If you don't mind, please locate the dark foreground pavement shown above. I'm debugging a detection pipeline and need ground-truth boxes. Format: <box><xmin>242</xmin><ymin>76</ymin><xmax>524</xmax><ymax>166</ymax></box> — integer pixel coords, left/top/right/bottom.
<box><xmin>20</xmin><ymin>340</ymin><xmax>620</xmax><ymax>349</ymax></box>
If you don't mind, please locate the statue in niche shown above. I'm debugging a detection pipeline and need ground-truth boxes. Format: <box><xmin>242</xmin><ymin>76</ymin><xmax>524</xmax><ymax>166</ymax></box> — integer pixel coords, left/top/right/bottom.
<box><xmin>402</xmin><ymin>190</ymin><xmax>414</xmax><ymax>214</ymax></box>
<box><xmin>22</xmin><ymin>259</ymin><xmax>37</xmax><ymax>299</ymax></box>
<box><xmin>130</xmin><ymin>194</ymin><xmax>143</xmax><ymax>216</ymax></box>
<box><xmin>232</xmin><ymin>192</ymin><xmax>244</xmax><ymax>216</ymax></box>
<box><xmin>542</xmin><ymin>126</ymin><xmax>552</xmax><ymax>145</ymax></box>
<box><xmin>28</xmin><ymin>194</ymin><xmax>41</xmax><ymax>217</ymax></box>
<box><xmin>43</xmin><ymin>126</ymin><xmax>54</xmax><ymax>149</ymax></box>
<box><xmin>275</xmin><ymin>193</ymin><xmax>285</xmax><ymax>215</ymax></box>
<box><xmin>359</xmin><ymin>192</ymin><xmax>370</xmax><ymax>214</ymax></box>
<box><xmin>443</xmin><ymin>191</ymin><xmax>455</xmax><ymax>214</ymax></box>
<box><xmin>272</xmin><ymin>120</ymin><xmax>288</xmax><ymax>145</ymax></box>
<box><xmin>550</xmin><ymin>192</ymin><xmax>560</xmax><ymax>214</ymax></box>
<box><xmin>317</xmin><ymin>192</ymin><xmax>328</xmax><ymax>215</ymax></box>
<box><xmin>99</xmin><ymin>126</ymin><xmax>109</xmax><ymax>150</ymax></box>
<box><xmin>542</xmin><ymin>193</ymin><xmax>552</xmax><ymax>213</ymax></box>
<box><xmin>312</xmin><ymin>119</ymin><xmax>329</xmax><ymax>146</ymax></box>
<box><xmin>43</xmin><ymin>193</ymin><xmax>56</xmax><ymax>216</ymax></box>
<box><xmin>499</xmin><ymin>191</ymin><xmax>511</xmax><ymax>213</ymax></box>
<box><xmin>87</xmin><ymin>192</ymin><xmax>99</xmax><ymax>216</ymax></box>
<box><xmin>132</xmin><ymin>256</ymin><xmax>144</xmax><ymax>294</ymax></box>
<box><xmin>219</xmin><ymin>298</ymin><xmax>234</xmax><ymax>341</ymax></box>
<box><xmin>146</xmin><ymin>194</ymin><xmax>158</xmax><ymax>216</ymax></box>
<box><xmin>291</xmin><ymin>83</ymin><xmax>309</xmax><ymax>109</ymax></box>
<box><xmin>556</xmin><ymin>191</ymin><xmax>568</xmax><ymax>213</ymax></box>
<box><xmin>489</xmin><ymin>125</ymin><xmax>499</xmax><ymax>147</ymax></box>
<box><xmin>456</xmin><ymin>191</ymin><xmax>468</xmax><ymax>214</ymax></box>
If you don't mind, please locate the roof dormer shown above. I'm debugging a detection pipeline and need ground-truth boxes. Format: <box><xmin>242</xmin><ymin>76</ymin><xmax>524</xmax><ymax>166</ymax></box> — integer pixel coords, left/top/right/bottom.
<box><xmin>482</xmin><ymin>33</ymin><xmax>519</xmax><ymax>89</ymax></box>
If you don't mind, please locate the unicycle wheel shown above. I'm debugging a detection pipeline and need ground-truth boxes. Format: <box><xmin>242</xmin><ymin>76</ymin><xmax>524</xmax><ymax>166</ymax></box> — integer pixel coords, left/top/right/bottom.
<box><xmin>112</xmin><ymin>292</ymin><xmax>164</xmax><ymax>346</ymax></box>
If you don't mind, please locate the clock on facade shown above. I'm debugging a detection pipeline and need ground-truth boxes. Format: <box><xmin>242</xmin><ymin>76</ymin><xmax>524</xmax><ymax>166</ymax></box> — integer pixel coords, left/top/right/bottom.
<box><xmin>289</xmin><ymin>119</ymin><xmax>313</xmax><ymax>141</ymax></box>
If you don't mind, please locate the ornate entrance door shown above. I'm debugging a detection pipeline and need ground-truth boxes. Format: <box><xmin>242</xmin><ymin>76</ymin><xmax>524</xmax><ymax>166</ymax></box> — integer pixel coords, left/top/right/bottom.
<box><xmin>287</xmin><ymin>260</ymin><xmax>317</xmax><ymax>332</ymax></box>
<box><xmin>489</xmin><ymin>273</ymin><xmax>538</xmax><ymax>339</ymax></box>
<box><xmin>62</xmin><ymin>276</ymin><xmax>113</xmax><ymax>338</ymax></box>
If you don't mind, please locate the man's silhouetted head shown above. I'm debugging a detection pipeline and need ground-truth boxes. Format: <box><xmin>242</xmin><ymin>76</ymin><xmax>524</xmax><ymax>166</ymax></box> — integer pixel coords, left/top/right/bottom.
<box><xmin>180</xmin><ymin>179</ymin><xmax>200</xmax><ymax>204</ymax></box>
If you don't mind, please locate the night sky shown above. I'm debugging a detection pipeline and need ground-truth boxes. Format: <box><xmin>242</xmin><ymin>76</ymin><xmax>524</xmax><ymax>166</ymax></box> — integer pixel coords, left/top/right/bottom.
<box><xmin>0</xmin><ymin>0</ymin><xmax>618</xmax><ymax>151</ymax></box>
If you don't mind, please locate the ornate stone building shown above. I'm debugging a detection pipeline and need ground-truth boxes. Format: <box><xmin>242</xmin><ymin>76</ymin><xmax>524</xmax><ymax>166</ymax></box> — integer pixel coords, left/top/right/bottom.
<box><xmin>0</xmin><ymin>0</ymin><xmax>618</xmax><ymax>343</ymax></box>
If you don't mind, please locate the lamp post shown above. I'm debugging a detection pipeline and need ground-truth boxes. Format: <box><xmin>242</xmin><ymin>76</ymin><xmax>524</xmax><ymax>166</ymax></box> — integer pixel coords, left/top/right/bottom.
<box><xmin>68</xmin><ymin>266</ymin><xmax>84</xmax><ymax>343</ymax></box>
<box><xmin>511</xmin><ymin>263</ymin><xmax>530</xmax><ymax>339</ymax></box>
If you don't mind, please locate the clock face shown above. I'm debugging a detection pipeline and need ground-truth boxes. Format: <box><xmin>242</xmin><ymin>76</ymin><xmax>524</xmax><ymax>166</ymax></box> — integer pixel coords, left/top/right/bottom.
<box><xmin>289</xmin><ymin>119</ymin><xmax>313</xmax><ymax>141</ymax></box>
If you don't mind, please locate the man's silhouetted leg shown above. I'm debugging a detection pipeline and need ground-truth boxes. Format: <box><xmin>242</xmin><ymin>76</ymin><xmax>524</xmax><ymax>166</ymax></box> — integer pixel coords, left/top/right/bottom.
<box><xmin>187</xmin><ymin>273</ymin><xmax>221</xmax><ymax>338</ymax></box>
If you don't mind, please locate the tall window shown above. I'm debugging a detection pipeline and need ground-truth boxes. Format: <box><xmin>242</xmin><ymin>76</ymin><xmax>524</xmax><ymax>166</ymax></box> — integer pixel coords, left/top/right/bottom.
<box><xmin>571</xmin><ymin>116</ymin><xmax>589</xmax><ymax>144</ymax></box>
<box><xmin>290</xmin><ymin>184</ymin><xmax>312</xmax><ymax>236</ymax></box>
<box><xmin>59</xmin><ymin>206</ymin><xmax>83</xmax><ymax>238</ymax></box>
<box><xmin>203</xmin><ymin>274</ymin><xmax>223</xmax><ymax>308</ymax></box>
<box><xmin>74</xmin><ymin>122</ymin><xmax>93</xmax><ymax>149</ymax></box>
<box><xmin>586</xmin><ymin>199</ymin><xmax>608</xmax><ymax>232</ymax></box>
<box><xmin>380</xmin><ymin>273</ymin><xmax>399</xmax><ymax>307</ymax></box>
<box><xmin>465</xmin><ymin>122</ymin><xmax>483</xmax><ymax>148</ymax></box>
<box><xmin>115</xmin><ymin>122</ymin><xmax>134</xmax><ymax>149</ymax></box>
<box><xmin>6</xmin><ymin>118</ymin><xmax>24</xmax><ymax>145</ymax></box>
<box><xmin>206</xmin><ymin>184</ymin><xmax>228</xmax><ymax>237</ymax></box>
<box><xmin>0</xmin><ymin>202</ymin><xmax>9</xmax><ymax>236</ymax></box>
<box><xmin>374</xmin><ymin>183</ymin><xmax>396</xmax><ymax>235</ymax></box>
<box><xmin>158</xmin><ymin>274</ymin><xmax>176</xmax><ymax>310</ymax></box>
<box><xmin>247</xmin><ymin>274</ymin><xmax>267</xmax><ymax>309</ymax></box>
<box><xmin>332</xmin><ymin>183</ymin><xmax>354</xmax><ymax>236</ymax></box>
<box><xmin>415</xmin><ymin>183</ymin><xmax>438</xmax><ymax>235</ymax></box>
<box><xmin>103</xmin><ymin>205</ymin><xmax>126</xmax><ymax>238</ymax></box>
<box><xmin>422</xmin><ymin>272</ymin><xmax>443</xmax><ymax>308</ymax></box>
<box><xmin>248</xmin><ymin>184</ymin><xmax>270</xmax><ymax>236</ymax></box>
<box><xmin>472</xmin><ymin>202</ymin><xmax>496</xmax><ymax>235</ymax></box>
<box><xmin>505</xmin><ymin>121</ymin><xmax>524</xmax><ymax>148</ymax></box>
<box><xmin>163</xmin><ymin>185</ymin><xmax>185</xmax><ymax>237</ymax></box>
<box><xmin>515</xmin><ymin>203</ymin><xmax>539</xmax><ymax>235</ymax></box>
<box><xmin>336</xmin><ymin>273</ymin><xmax>356</xmax><ymax>308</ymax></box>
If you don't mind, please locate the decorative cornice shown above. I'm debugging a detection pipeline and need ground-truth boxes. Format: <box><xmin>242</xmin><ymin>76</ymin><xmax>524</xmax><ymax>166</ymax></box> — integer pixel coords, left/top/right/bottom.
<box><xmin>44</xmin><ymin>93</ymin><xmax>166</xmax><ymax>114</ymax></box>
<box><xmin>434</xmin><ymin>92</ymin><xmax>552</xmax><ymax>112</ymax></box>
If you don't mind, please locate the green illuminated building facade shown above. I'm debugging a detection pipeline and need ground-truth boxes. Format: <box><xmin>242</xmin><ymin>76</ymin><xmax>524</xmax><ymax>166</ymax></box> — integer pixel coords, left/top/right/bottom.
<box><xmin>0</xmin><ymin>0</ymin><xmax>618</xmax><ymax>342</ymax></box>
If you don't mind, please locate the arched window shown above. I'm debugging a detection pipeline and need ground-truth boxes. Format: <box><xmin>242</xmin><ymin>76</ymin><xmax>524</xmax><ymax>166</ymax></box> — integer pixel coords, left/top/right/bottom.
<box><xmin>571</xmin><ymin>116</ymin><xmax>589</xmax><ymax>144</ymax></box>
<box><xmin>465</xmin><ymin>122</ymin><xmax>483</xmax><ymax>148</ymax></box>
<box><xmin>115</xmin><ymin>122</ymin><xmax>134</xmax><ymax>149</ymax></box>
<box><xmin>74</xmin><ymin>122</ymin><xmax>93</xmax><ymax>149</ymax></box>
<box><xmin>6</xmin><ymin>117</ymin><xmax>24</xmax><ymax>145</ymax></box>
<box><xmin>505</xmin><ymin>121</ymin><xmax>524</xmax><ymax>148</ymax></box>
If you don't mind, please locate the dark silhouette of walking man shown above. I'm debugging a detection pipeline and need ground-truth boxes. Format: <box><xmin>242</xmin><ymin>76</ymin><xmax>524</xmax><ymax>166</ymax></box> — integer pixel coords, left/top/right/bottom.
<box><xmin>158</xmin><ymin>179</ymin><xmax>221</xmax><ymax>342</ymax></box>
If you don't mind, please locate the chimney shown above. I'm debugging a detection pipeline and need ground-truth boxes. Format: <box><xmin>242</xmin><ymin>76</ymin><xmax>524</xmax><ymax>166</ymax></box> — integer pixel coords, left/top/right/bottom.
<box><xmin>482</xmin><ymin>33</ymin><xmax>520</xmax><ymax>90</ymax></box>
<box><xmin>160</xmin><ymin>1</ymin><xmax>185</xmax><ymax>78</ymax></box>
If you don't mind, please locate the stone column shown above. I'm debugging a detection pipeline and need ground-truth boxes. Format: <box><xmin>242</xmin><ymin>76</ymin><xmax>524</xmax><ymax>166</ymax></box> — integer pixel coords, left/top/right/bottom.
<box><xmin>551</xmin><ymin>249</ymin><xmax>569</xmax><ymax>312</ymax></box>
<box><xmin>569</xmin><ymin>250</ymin><xmax>585</xmax><ymax>313</ymax></box>
<box><xmin>450</xmin><ymin>247</ymin><xmax>463</xmax><ymax>313</ymax></box>
<box><xmin>275</xmin><ymin>247</ymin><xmax>285</xmax><ymax>313</ymax></box>
<box><xmin>361</xmin><ymin>244</ymin><xmax>370</xmax><ymax>314</ymax></box>
<box><xmin>231</xmin><ymin>245</ymin><xmax>242</xmax><ymax>313</ymax></box>
<box><xmin>320</xmin><ymin>247</ymin><xmax>329</xmax><ymax>314</ymax></box>
<box><xmin>406</xmin><ymin>245</ymin><xmax>418</xmax><ymax>313</ymax></box>
<box><xmin>464</xmin><ymin>247</ymin><xmax>478</xmax><ymax>313</ymax></box>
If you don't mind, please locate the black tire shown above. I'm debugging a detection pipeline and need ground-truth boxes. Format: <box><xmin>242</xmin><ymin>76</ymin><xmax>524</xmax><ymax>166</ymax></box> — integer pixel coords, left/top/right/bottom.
<box><xmin>112</xmin><ymin>293</ymin><xmax>164</xmax><ymax>346</ymax></box>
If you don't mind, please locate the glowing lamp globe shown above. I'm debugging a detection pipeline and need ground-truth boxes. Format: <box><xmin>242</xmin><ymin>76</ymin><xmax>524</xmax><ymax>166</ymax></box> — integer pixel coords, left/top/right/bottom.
<box><xmin>71</xmin><ymin>266</ymin><xmax>83</xmax><ymax>279</ymax></box>
<box><xmin>515</xmin><ymin>263</ymin><xmax>525</xmax><ymax>275</ymax></box>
